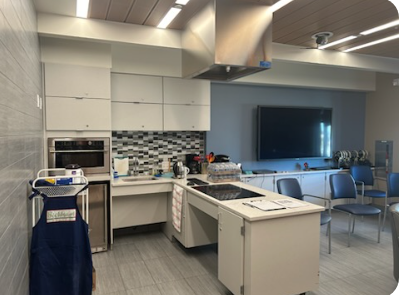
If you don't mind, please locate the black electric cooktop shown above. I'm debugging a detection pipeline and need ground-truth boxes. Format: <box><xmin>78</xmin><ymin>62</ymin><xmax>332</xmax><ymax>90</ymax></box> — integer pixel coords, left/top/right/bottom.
<box><xmin>192</xmin><ymin>184</ymin><xmax>263</xmax><ymax>201</ymax></box>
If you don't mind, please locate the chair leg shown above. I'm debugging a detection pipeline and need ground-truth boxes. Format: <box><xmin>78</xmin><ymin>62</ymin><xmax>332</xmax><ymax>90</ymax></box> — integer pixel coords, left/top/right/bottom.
<box><xmin>382</xmin><ymin>198</ymin><xmax>388</xmax><ymax>231</ymax></box>
<box><xmin>377</xmin><ymin>212</ymin><xmax>381</xmax><ymax>243</ymax></box>
<box><xmin>352</xmin><ymin>216</ymin><xmax>356</xmax><ymax>233</ymax></box>
<box><xmin>328</xmin><ymin>221</ymin><xmax>331</xmax><ymax>254</ymax></box>
<box><xmin>348</xmin><ymin>214</ymin><xmax>352</xmax><ymax>247</ymax></box>
<box><xmin>382</xmin><ymin>205</ymin><xmax>388</xmax><ymax>232</ymax></box>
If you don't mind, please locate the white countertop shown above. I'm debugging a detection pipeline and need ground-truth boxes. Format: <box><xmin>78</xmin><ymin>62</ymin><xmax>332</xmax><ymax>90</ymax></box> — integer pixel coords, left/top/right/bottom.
<box><xmin>111</xmin><ymin>173</ymin><xmax>324</xmax><ymax>222</ymax></box>
<box><xmin>240</xmin><ymin>168</ymin><xmax>345</xmax><ymax>178</ymax></box>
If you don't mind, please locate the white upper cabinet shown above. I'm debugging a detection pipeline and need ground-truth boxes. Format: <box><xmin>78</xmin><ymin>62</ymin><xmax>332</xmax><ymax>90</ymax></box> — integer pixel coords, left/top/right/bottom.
<box><xmin>111</xmin><ymin>74</ymin><xmax>163</xmax><ymax>103</ymax></box>
<box><xmin>111</xmin><ymin>102</ymin><xmax>163</xmax><ymax>131</ymax></box>
<box><xmin>45</xmin><ymin>63</ymin><xmax>110</xmax><ymax>99</ymax></box>
<box><xmin>164</xmin><ymin>105</ymin><xmax>210</xmax><ymax>131</ymax></box>
<box><xmin>46</xmin><ymin>96</ymin><xmax>111</xmax><ymax>131</ymax></box>
<box><xmin>163</xmin><ymin>77</ymin><xmax>210</xmax><ymax>105</ymax></box>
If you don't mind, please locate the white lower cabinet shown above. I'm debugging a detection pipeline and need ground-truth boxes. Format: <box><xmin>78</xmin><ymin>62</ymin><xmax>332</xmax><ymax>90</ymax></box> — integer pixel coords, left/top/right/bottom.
<box><xmin>242</xmin><ymin>176</ymin><xmax>274</xmax><ymax>192</ymax></box>
<box><xmin>46</xmin><ymin>96</ymin><xmax>111</xmax><ymax>131</ymax></box>
<box><xmin>164</xmin><ymin>104</ymin><xmax>210</xmax><ymax>131</ymax></box>
<box><xmin>111</xmin><ymin>102</ymin><xmax>163</xmax><ymax>130</ymax></box>
<box><xmin>218</xmin><ymin>207</ymin><xmax>244</xmax><ymax>295</ymax></box>
<box><xmin>301</xmin><ymin>173</ymin><xmax>327</xmax><ymax>206</ymax></box>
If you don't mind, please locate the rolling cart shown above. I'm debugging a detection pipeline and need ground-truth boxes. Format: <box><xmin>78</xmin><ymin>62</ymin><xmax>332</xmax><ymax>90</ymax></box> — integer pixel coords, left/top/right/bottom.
<box><xmin>29</xmin><ymin>168</ymin><xmax>93</xmax><ymax>295</ymax></box>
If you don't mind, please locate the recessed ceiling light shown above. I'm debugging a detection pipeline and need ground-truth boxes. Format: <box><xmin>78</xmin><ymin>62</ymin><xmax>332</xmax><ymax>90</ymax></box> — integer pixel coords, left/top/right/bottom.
<box><xmin>318</xmin><ymin>35</ymin><xmax>358</xmax><ymax>50</ymax></box>
<box><xmin>360</xmin><ymin>19</ymin><xmax>399</xmax><ymax>35</ymax></box>
<box><xmin>270</xmin><ymin>0</ymin><xmax>295</xmax><ymax>13</ymax></box>
<box><xmin>157</xmin><ymin>5</ymin><xmax>183</xmax><ymax>29</ymax></box>
<box><xmin>76</xmin><ymin>0</ymin><xmax>90</xmax><ymax>18</ymax></box>
<box><xmin>343</xmin><ymin>33</ymin><xmax>399</xmax><ymax>52</ymax></box>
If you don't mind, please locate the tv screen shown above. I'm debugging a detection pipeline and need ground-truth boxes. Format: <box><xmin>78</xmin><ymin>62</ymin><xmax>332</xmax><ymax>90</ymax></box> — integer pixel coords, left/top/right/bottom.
<box><xmin>257</xmin><ymin>106</ymin><xmax>332</xmax><ymax>160</ymax></box>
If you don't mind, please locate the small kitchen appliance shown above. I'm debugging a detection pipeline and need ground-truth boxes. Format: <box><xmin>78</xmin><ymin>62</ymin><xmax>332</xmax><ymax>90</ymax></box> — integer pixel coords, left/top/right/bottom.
<box><xmin>173</xmin><ymin>161</ymin><xmax>190</xmax><ymax>179</ymax></box>
<box><xmin>186</xmin><ymin>154</ymin><xmax>201</xmax><ymax>174</ymax></box>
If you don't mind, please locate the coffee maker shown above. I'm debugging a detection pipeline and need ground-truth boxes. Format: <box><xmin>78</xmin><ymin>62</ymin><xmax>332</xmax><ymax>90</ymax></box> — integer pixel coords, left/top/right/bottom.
<box><xmin>186</xmin><ymin>154</ymin><xmax>200</xmax><ymax>174</ymax></box>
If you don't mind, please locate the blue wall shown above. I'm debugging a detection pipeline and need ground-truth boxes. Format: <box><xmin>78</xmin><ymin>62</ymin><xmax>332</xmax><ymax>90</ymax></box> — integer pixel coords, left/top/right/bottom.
<box><xmin>206</xmin><ymin>83</ymin><xmax>366</xmax><ymax>172</ymax></box>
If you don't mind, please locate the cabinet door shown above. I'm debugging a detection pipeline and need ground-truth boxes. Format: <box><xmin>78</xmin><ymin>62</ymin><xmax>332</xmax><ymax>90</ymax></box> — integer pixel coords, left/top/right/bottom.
<box><xmin>163</xmin><ymin>77</ymin><xmax>210</xmax><ymax>105</ymax></box>
<box><xmin>45</xmin><ymin>63</ymin><xmax>110</xmax><ymax>99</ymax></box>
<box><xmin>301</xmin><ymin>173</ymin><xmax>326</xmax><ymax>206</ymax></box>
<box><xmin>242</xmin><ymin>177</ymin><xmax>262</xmax><ymax>188</ymax></box>
<box><xmin>111</xmin><ymin>74</ymin><xmax>163</xmax><ymax>103</ymax></box>
<box><xmin>164</xmin><ymin>105</ymin><xmax>210</xmax><ymax>131</ymax></box>
<box><xmin>111</xmin><ymin>102</ymin><xmax>163</xmax><ymax>131</ymax></box>
<box><xmin>218</xmin><ymin>207</ymin><xmax>244</xmax><ymax>295</ymax></box>
<box><xmin>260</xmin><ymin>175</ymin><xmax>275</xmax><ymax>191</ymax></box>
<box><xmin>46</xmin><ymin>96</ymin><xmax>111</xmax><ymax>131</ymax></box>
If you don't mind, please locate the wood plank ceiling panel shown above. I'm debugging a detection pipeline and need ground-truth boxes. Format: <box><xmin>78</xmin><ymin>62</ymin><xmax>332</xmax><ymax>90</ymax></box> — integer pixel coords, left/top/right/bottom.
<box><xmin>106</xmin><ymin>0</ymin><xmax>135</xmax><ymax>22</ymax></box>
<box><xmin>89</xmin><ymin>0</ymin><xmax>111</xmax><ymax>20</ymax></box>
<box><xmin>168</xmin><ymin>0</ymin><xmax>212</xmax><ymax>30</ymax></box>
<box><xmin>273</xmin><ymin>0</ymin><xmax>342</xmax><ymax>34</ymax></box>
<box><xmin>325</xmin><ymin>7</ymin><xmax>397</xmax><ymax>50</ymax></box>
<box><xmin>282</xmin><ymin>1</ymin><xmax>391</xmax><ymax>47</ymax></box>
<box><xmin>273</xmin><ymin>0</ymin><xmax>364</xmax><ymax>44</ymax></box>
<box><xmin>143</xmin><ymin>0</ymin><xmax>176</xmax><ymax>27</ymax></box>
<box><xmin>125</xmin><ymin>0</ymin><xmax>159</xmax><ymax>25</ymax></box>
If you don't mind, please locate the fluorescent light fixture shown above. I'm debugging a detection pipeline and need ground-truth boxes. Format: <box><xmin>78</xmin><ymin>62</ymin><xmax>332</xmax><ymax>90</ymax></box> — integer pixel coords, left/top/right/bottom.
<box><xmin>343</xmin><ymin>33</ymin><xmax>399</xmax><ymax>52</ymax></box>
<box><xmin>270</xmin><ymin>0</ymin><xmax>295</xmax><ymax>13</ymax></box>
<box><xmin>360</xmin><ymin>19</ymin><xmax>399</xmax><ymax>35</ymax></box>
<box><xmin>390</xmin><ymin>0</ymin><xmax>399</xmax><ymax>14</ymax></box>
<box><xmin>176</xmin><ymin>0</ymin><xmax>190</xmax><ymax>5</ymax></box>
<box><xmin>157</xmin><ymin>5</ymin><xmax>182</xmax><ymax>29</ymax></box>
<box><xmin>318</xmin><ymin>35</ymin><xmax>358</xmax><ymax>49</ymax></box>
<box><xmin>76</xmin><ymin>0</ymin><xmax>90</xmax><ymax>18</ymax></box>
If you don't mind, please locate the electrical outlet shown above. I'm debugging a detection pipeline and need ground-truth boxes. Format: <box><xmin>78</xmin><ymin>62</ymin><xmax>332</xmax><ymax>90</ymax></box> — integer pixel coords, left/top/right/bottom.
<box><xmin>36</xmin><ymin>94</ymin><xmax>40</xmax><ymax>108</ymax></box>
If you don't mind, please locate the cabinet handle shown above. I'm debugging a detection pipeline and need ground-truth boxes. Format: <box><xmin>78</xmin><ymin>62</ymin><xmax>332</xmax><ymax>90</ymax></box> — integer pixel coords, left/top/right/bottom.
<box><xmin>75</xmin><ymin>97</ymin><xmax>84</xmax><ymax>99</ymax></box>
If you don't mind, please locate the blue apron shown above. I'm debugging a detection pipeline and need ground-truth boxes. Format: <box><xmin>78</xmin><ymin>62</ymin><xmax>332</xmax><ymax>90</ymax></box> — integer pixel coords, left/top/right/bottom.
<box><xmin>29</xmin><ymin>189</ymin><xmax>92</xmax><ymax>295</ymax></box>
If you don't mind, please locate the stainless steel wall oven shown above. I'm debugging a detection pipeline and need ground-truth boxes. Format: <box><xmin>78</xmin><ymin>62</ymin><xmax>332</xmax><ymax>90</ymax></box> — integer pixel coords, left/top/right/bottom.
<box><xmin>48</xmin><ymin>137</ymin><xmax>110</xmax><ymax>174</ymax></box>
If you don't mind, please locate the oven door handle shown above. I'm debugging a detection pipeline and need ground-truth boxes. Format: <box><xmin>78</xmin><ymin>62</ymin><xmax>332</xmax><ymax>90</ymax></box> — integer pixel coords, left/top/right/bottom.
<box><xmin>49</xmin><ymin>150</ymin><xmax>109</xmax><ymax>153</ymax></box>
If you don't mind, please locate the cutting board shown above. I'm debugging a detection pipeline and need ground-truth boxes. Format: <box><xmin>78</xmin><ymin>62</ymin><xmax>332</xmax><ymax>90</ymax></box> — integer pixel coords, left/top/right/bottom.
<box><xmin>114</xmin><ymin>157</ymin><xmax>129</xmax><ymax>176</ymax></box>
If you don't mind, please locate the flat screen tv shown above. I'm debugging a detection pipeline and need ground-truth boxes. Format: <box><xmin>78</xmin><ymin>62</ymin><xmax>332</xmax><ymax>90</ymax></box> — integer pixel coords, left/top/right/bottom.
<box><xmin>257</xmin><ymin>106</ymin><xmax>332</xmax><ymax>160</ymax></box>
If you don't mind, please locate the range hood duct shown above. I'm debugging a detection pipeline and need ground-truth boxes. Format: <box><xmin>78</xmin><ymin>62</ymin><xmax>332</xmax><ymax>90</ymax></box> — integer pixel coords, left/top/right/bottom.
<box><xmin>182</xmin><ymin>0</ymin><xmax>273</xmax><ymax>82</ymax></box>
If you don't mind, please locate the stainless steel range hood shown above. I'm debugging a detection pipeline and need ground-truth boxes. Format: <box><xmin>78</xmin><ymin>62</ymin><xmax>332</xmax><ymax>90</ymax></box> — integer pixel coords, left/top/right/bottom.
<box><xmin>182</xmin><ymin>0</ymin><xmax>273</xmax><ymax>82</ymax></box>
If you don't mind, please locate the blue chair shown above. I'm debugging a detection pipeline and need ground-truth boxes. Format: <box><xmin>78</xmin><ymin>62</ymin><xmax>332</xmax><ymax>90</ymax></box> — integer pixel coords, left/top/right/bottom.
<box><xmin>276</xmin><ymin>178</ymin><xmax>332</xmax><ymax>254</ymax></box>
<box><xmin>350</xmin><ymin>165</ymin><xmax>387</xmax><ymax>225</ymax></box>
<box><xmin>383</xmin><ymin>173</ymin><xmax>399</xmax><ymax>230</ymax></box>
<box><xmin>329</xmin><ymin>173</ymin><xmax>381</xmax><ymax>247</ymax></box>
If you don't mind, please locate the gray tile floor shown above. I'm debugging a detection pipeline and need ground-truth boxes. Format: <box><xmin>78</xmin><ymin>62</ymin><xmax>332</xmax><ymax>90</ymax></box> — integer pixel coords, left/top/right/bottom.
<box><xmin>93</xmin><ymin>211</ymin><xmax>398</xmax><ymax>295</ymax></box>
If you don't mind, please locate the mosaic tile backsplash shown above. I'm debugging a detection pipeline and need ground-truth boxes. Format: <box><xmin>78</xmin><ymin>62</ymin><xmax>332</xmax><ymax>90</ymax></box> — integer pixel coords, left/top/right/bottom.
<box><xmin>112</xmin><ymin>131</ymin><xmax>205</xmax><ymax>174</ymax></box>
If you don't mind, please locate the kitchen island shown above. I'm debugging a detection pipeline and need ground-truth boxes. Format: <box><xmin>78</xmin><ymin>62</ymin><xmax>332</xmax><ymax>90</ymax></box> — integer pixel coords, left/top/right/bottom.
<box><xmin>111</xmin><ymin>175</ymin><xmax>324</xmax><ymax>295</ymax></box>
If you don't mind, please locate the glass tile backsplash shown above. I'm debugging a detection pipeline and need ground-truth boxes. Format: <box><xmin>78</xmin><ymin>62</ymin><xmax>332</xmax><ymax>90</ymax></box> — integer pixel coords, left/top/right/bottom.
<box><xmin>112</xmin><ymin>131</ymin><xmax>205</xmax><ymax>175</ymax></box>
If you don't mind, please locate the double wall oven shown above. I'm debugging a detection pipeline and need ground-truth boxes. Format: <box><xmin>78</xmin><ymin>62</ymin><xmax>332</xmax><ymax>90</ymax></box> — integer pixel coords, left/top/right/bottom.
<box><xmin>47</xmin><ymin>137</ymin><xmax>110</xmax><ymax>253</ymax></box>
